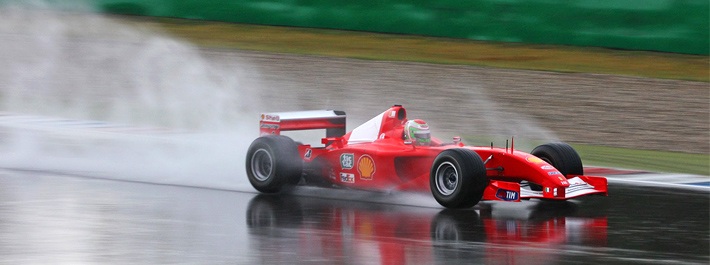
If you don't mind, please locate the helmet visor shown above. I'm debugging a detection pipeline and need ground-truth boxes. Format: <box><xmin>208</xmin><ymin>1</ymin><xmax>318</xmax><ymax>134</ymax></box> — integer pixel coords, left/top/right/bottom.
<box><xmin>413</xmin><ymin>131</ymin><xmax>431</xmax><ymax>145</ymax></box>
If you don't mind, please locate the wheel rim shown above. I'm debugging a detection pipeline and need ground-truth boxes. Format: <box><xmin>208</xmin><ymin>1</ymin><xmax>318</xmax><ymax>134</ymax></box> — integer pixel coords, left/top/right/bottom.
<box><xmin>251</xmin><ymin>148</ymin><xmax>273</xmax><ymax>181</ymax></box>
<box><xmin>248</xmin><ymin>204</ymin><xmax>275</xmax><ymax>228</ymax></box>
<box><xmin>435</xmin><ymin>162</ymin><xmax>459</xmax><ymax>196</ymax></box>
<box><xmin>434</xmin><ymin>220</ymin><xmax>459</xmax><ymax>241</ymax></box>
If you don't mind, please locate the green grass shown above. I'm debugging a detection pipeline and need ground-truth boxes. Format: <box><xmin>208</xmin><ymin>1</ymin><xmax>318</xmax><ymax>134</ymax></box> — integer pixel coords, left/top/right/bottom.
<box><xmin>460</xmin><ymin>136</ymin><xmax>708</xmax><ymax>176</ymax></box>
<box><xmin>571</xmin><ymin>144</ymin><xmax>709</xmax><ymax>176</ymax></box>
<box><xmin>121</xmin><ymin>16</ymin><xmax>710</xmax><ymax>82</ymax></box>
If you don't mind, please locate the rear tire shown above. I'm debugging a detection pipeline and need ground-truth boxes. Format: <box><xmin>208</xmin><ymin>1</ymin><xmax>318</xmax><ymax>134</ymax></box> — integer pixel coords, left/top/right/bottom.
<box><xmin>430</xmin><ymin>149</ymin><xmax>489</xmax><ymax>208</ymax></box>
<box><xmin>531</xmin><ymin>142</ymin><xmax>583</xmax><ymax>177</ymax></box>
<box><xmin>246</xmin><ymin>135</ymin><xmax>303</xmax><ymax>193</ymax></box>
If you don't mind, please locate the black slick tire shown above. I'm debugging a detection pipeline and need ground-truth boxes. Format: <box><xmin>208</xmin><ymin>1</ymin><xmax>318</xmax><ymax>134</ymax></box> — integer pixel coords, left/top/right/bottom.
<box><xmin>531</xmin><ymin>142</ymin><xmax>584</xmax><ymax>177</ymax></box>
<box><xmin>246</xmin><ymin>135</ymin><xmax>303</xmax><ymax>193</ymax></box>
<box><xmin>430</xmin><ymin>149</ymin><xmax>489</xmax><ymax>209</ymax></box>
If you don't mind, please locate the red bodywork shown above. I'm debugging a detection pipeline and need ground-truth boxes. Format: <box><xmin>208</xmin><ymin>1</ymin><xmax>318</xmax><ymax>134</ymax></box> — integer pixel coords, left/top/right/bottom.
<box><xmin>259</xmin><ymin>105</ymin><xmax>607</xmax><ymax>202</ymax></box>
<box><xmin>247</xmin><ymin>194</ymin><xmax>608</xmax><ymax>265</ymax></box>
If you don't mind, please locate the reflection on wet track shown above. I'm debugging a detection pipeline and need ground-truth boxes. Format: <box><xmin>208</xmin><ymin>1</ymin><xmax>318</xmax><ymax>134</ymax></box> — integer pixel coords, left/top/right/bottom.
<box><xmin>0</xmin><ymin>170</ymin><xmax>707</xmax><ymax>264</ymax></box>
<box><xmin>247</xmin><ymin>194</ymin><xmax>607</xmax><ymax>265</ymax></box>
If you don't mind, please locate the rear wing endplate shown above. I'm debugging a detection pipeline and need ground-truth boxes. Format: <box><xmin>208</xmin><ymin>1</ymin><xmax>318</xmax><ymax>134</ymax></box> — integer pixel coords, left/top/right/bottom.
<box><xmin>260</xmin><ymin>110</ymin><xmax>346</xmax><ymax>138</ymax></box>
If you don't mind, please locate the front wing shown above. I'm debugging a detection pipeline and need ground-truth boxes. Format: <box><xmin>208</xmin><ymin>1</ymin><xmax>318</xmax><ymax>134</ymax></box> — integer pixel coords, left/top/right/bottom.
<box><xmin>483</xmin><ymin>176</ymin><xmax>608</xmax><ymax>202</ymax></box>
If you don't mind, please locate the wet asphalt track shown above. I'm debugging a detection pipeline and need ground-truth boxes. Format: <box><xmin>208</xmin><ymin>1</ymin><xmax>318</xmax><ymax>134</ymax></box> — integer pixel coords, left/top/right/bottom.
<box><xmin>0</xmin><ymin>169</ymin><xmax>707</xmax><ymax>265</ymax></box>
<box><xmin>0</xmin><ymin>9</ymin><xmax>707</xmax><ymax>265</ymax></box>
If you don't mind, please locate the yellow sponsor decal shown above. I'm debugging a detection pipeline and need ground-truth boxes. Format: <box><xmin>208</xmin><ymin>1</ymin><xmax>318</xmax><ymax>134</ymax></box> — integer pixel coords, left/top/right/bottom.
<box><xmin>358</xmin><ymin>155</ymin><xmax>376</xmax><ymax>180</ymax></box>
<box><xmin>527</xmin><ymin>156</ymin><xmax>545</xmax><ymax>163</ymax></box>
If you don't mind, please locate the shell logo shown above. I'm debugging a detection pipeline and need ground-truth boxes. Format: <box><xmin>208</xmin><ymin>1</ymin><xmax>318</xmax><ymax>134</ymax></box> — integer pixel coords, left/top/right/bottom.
<box><xmin>358</xmin><ymin>155</ymin><xmax>375</xmax><ymax>180</ymax></box>
<box><xmin>260</xmin><ymin>114</ymin><xmax>280</xmax><ymax>122</ymax></box>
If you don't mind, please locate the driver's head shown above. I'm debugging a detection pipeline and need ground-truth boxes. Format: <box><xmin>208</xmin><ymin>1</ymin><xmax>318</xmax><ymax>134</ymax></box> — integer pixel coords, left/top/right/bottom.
<box><xmin>404</xmin><ymin>119</ymin><xmax>431</xmax><ymax>146</ymax></box>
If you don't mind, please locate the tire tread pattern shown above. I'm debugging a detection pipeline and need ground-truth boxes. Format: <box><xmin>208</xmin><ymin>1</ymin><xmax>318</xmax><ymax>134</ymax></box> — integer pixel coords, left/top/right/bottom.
<box><xmin>531</xmin><ymin>142</ymin><xmax>583</xmax><ymax>177</ymax></box>
<box><xmin>430</xmin><ymin>148</ymin><xmax>489</xmax><ymax>208</ymax></box>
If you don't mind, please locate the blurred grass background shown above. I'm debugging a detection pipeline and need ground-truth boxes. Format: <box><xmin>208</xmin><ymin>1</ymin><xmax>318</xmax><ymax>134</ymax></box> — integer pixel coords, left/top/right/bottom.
<box><xmin>462</xmin><ymin>136</ymin><xmax>709</xmax><ymax>176</ymax></box>
<box><xmin>130</xmin><ymin>17</ymin><xmax>710</xmax><ymax>82</ymax></box>
<box><xmin>122</xmin><ymin>16</ymin><xmax>708</xmax><ymax>175</ymax></box>
<box><xmin>572</xmin><ymin>144</ymin><xmax>709</xmax><ymax>176</ymax></box>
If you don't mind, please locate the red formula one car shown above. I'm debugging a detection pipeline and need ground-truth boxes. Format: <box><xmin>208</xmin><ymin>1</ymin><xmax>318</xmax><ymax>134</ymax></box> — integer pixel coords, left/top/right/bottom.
<box><xmin>246</xmin><ymin>105</ymin><xmax>607</xmax><ymax>208</ymax></box>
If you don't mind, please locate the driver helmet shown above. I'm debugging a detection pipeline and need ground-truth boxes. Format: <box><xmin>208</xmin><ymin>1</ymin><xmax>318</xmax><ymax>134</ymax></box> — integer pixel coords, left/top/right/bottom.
<box><xmin>404</xmin><ymin>119</ymin><xmax>431</xmax><ymax>146</ymax></box>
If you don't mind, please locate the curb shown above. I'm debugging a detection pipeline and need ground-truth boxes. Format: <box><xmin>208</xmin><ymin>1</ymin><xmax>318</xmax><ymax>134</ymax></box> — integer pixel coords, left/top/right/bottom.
<box><xmin>586</xmin><ymin>167</ymin><xmax>710</xmax><ymax>190</ymax></box>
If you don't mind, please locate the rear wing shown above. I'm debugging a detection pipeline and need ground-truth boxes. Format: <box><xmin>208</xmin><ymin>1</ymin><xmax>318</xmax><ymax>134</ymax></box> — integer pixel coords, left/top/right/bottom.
<box><xmin>260</xmin><ymin>110</ymin><xmax>346</xmax><ymax>138</ymax></box>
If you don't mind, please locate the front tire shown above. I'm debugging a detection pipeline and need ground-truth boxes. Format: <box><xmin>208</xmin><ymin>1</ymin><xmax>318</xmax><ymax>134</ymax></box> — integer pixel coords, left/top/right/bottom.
<box><xmin>430</xmin><ymin>209</ymin><xmax>484</xmax><ymax>243</ymax></box>
<box><xmin>531</xmin><ymin>142</ymin><xmax>583</xmax><ymax>177</ymax></box>
<box><xmin>430</xmin><ymin>149</ymin><xmax>489</xmax><ymax>208</ymax></box>
<box><xmin>246</xmin><ymin>135</ymin><xmax>303</xmax><ymax>193</ymax></box>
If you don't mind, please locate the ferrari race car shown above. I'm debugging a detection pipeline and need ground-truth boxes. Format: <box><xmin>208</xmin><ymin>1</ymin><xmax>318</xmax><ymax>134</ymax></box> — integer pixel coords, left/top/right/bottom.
<box><xmin>246</xmin><ymin>105</ymin><xmax>607</xmax><ymax>208</ymax></box>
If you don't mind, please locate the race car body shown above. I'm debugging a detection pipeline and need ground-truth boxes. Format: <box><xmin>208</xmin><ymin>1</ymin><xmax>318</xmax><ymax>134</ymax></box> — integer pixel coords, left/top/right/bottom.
<box><xmin>247</xmin><ymin>105</ymin><xmax>607</xmax><ymax>208</ymax></box>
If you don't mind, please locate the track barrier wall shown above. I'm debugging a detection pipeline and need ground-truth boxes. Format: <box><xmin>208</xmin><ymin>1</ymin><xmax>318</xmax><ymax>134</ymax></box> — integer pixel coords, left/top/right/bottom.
<box><xmin>5</xmin><ymin>0</ymin><xmax>710</xmax><ymax>55</ymax></box>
